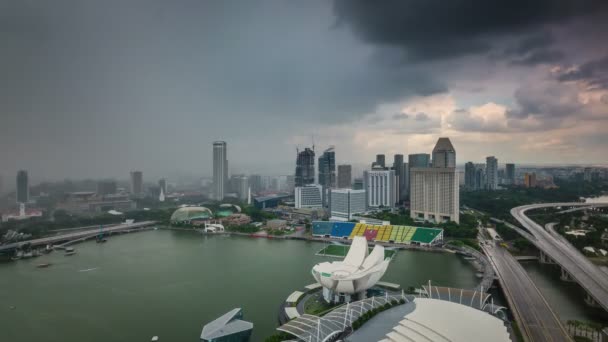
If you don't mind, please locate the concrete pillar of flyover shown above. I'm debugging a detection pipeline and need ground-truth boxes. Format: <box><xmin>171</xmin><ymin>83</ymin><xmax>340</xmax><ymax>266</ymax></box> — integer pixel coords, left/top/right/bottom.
<box><xmin>585</xmin><ymin>292</ymin><xmax>601</xmax><ymax>308</ymax></box>
<box><xmin>539</xmin><ymin>251</ymin><xmax>555</xmax><ymax>264</ymax></box>
<box><xmin>560</xmin><ymin>267</ymin><xmax>574</xmax><ymax>282</ymax></box>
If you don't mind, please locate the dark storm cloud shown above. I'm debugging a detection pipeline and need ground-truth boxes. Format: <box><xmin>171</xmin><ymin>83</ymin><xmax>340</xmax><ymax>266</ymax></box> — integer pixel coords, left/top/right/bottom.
<box><xmin>333</xmin><ymin>0</ymin><xmax>608</xmax><ymax>61</ymax></box>
<box><xmin>556</xmin><ymin>56</ymin><xmax>608</xmax><ymax>89</ymax></box>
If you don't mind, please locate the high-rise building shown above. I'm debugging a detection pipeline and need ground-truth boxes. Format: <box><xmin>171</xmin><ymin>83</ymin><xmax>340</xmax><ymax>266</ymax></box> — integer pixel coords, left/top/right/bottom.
<box><xmin>285</xmin><ymin>175</ymin><xmax>295</xmax><ymax>193</ymax></box>
<box><xmin>330</xmin><ymin>189</ymin><xmax>366</xmax><ymax>221</ymax></box>
<box><xmin>97</xmin><ymin>180</ymin><xmax>117</xmax><ymax>196</ymax></box>
<box><xmin>464</xmin><ymin>162</ymin><xmax>476</xmax><ymax>190</ymax></box>
<box><xmin>393</xmin><ymin>154</ymin><xmax>407</xmax><ymax>203</ymax></box>
<box><xmin>373</xmin><ymin>154</ymin><xmax>386</xmax><ymax>169</ymax></box>
<box><xmin>506</xmin><ymin>164</ymin><xmax>515</xmax><ymax>185</ymax></box>
<box><xmin>337</xmin><ymin>165</ymin><xmax>352</xmax><ymax>189</ymax></box>
<box><xmin>158</xmin><ymin>178</ymin><xmax>167</xmax><ymax>196</ymax></box>
<box><xmin>524</xmin><ymin>173</ymin><xmax>537</xmax><ymax>188</ymax></box>
<box><xmin>130</xmin><ymin>171</ymin><xmax>143</xmax><ymax>197</ymax></box>
<box><xmin>353</xmin><ymin>178</ymin><xmax>364</xmax><ymax>190</ymax></box>
<box><xmin>249</xmin><ymin>174</ymin><xmax>262</xmax><ymax>193</ymax></box>
<box><xmin>409</xmin><ymin>138</ymin><xmax>459</xmax><ymax>224</ymax></box>
<box><xmin>486</xmin><ymin>156</ymin><xmax>498</xmax><ymax>190</ymax></box>
<box><xmin>432</xmin><ymin>138</ymin><xmax>456</xmax><ymax>168</ymax></box>
<box><xmin>295</xmin><ymin>147</ymin><xmax>315</xmax><ymax>187</ymax></box>
<box><xmin>16</xmin><ymin>170</ymin><xmax>29</xmax><ymax>203</ymax></box>
<box><xmin>294</xmin><ymin>184</ymin><xmax>323</xmax><ymax>209</ymax></box>
<box><xmin>213</xmin><ymin>141</ymin><xmax>228</xmax><ymax>200</ymax></box>
<box><xmin>363</xmin><ymin>169</ymin><xmax>396</xmax><ymax>208</ymax></box>
<box><xmin>237</xmin><ymin>176</ymin><xmax>249</xmax><ymax>201</ymax></box>
<box><xmin>475</xmin><ymin>164</ymin><xmax>486</xmax><ymax>190</ymax></box>
<box><xmin>408</xmin><ymin>153</ymin><xmax>431</xmax><ymax>168</ymax></box>
<box><xmin>318</xmin><ymin>147</ymin><xmax>336</xmax><ymax>207</ymax></box>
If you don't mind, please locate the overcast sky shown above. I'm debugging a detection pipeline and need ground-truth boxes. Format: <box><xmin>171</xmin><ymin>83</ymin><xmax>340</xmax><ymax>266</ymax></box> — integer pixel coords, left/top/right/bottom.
<box><xmin>1</xmin><ymin>0</ymin><xmax>608</xmax><ymax>182</ymax></box>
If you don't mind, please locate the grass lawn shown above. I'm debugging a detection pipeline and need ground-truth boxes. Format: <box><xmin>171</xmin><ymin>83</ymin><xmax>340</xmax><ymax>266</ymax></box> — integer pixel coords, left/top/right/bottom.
<box><xmin>317</xmin><ymin>244</ymin><xmax>396</xmax><ymax>259</ymax></box>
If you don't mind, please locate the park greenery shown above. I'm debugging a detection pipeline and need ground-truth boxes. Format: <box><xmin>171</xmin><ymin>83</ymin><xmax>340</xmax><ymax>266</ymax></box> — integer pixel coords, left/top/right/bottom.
<box><xmin>461</xmin><ymin>179</ymin><xmax>608</xmax><ymax>221</ymax></box>
<box><xmin>351</xmin><ymin>299</ymin><xmax>406</xmax><ymax>330</ymax></box>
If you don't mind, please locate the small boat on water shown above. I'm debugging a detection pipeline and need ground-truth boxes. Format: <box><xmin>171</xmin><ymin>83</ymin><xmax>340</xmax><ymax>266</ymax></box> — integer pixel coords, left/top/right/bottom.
<box><xmin>36</xmin><ymin>263</ymin><xmax>52</xmax><ymax>268</ymax></box>
<box><xmin>65</xmin><ymin>247</ymin><xmax>76</xmax><ymax>256</ymax></box>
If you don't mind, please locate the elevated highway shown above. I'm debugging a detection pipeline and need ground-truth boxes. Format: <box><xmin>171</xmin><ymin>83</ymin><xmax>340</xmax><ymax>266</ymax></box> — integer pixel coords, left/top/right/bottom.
<box><xmin>0</xmin><ymin>221</ymin><xmax>157</xmax><ymax>253</ymax></box>
<box><xmin>511</xmin><ymin>203</ymin><xmax>608</xmax><ymax>311</ymax></box>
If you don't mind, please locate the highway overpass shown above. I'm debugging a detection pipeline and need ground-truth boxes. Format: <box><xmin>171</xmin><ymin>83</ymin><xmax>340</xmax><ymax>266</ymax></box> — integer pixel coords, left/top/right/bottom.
<box><xmin>0</xmin><ymin>221</ymin><xmax>157</xmax><ymax>253</ymax></box>
<box><xmin>511</xmin><ymin>202</ymin><xmax>608</xmax><ymax>311</ymax></box>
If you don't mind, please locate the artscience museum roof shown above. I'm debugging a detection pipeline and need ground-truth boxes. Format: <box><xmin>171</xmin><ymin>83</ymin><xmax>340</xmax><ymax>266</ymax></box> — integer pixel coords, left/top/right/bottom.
<box><xmin>312</xmin><ymin>236</ymin><xmax>389</xmax><ymax>295</ymax></box>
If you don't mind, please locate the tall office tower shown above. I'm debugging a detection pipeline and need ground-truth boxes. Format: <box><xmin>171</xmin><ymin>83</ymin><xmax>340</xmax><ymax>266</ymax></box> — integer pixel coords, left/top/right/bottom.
<box><xmin>213</xmin><ymin>141</ymin><xmax>228</xmax><ymax>200</ymax></box>
<box><xmin>432</xmin><ymin>138</ymin><xmax>456</xmax><ymax>168</ymax></box>
<box><xmin>294</xmin><ymin>184</ymin><xmax>323</xmax><ymax>209</ymax></box>
<box><xmin>249</xmin><ymin>174</ymin><xmax>262</xmax><ymax>193</ymax></box>
<box><xmin>474</xmin><ymin>164</ymin><xmax>486</xmax><ymax>190</ymax></box>
<box><xmin>524</xmin><ymin>173</ymin><xmax>537</xmax><ymax>188</ymax></box>
<box><xmin>237</xmin><ymin>176</ymin><xmax>249</xmax><ymax>201</ymax></box>
<box><xmin>330</xmin><ymin>189</ymin><xmax>366</xmax><ymax>221</ymax></box>
<box><xmin>372</xmin><ymin>154</ymin><xmax>386</xmax><ymax>169</ymax></box>
<box><xmin>295</xmin><ymin>147</ymin><xmax>315</xmax><ymax>187</ymax></box>
<box><xmin>408</xmin><ymin>153</ymin><xmax>431</xmax><ymax>168</ymax></box>
<box><xmin>337</xmin><ymin>165</ymin><xmax>352</xmax><ymax>188</ymax></box>
<box><xmin>353</xmin><ymin>178</ymin><xmax>364</xmax><ymax>190</ymax></box>
<box><xmin>363</xmin><ymin>169</ymin><xmax>396</xmax><ymax>208</ymax></box>
<box><xmin>97</xmin><ymin>180</ymin><xmax>117</xmax><ymax>196</ymax></box>
<box><xmin>16</xmin><ymin>170</ymin><xmax>29</xmax><ymax>203</ymax></box>
<box><xmin>486</xmin><ymin>156</ymin><xmax>498</xmax><ymax>190</ymax></box>
<box><xmin>318</xmin><ymin>147</ymin><xmax>336</xmax><ymax>207</ymax></box>
<box><xmin>130</xmin><ymin>171</ymin><xmax>143</xmax><ymax>197</ymax></box>
<box><xmin>505</xmin><ymin>164</ymin><xmax>515</xmax><ymax>185</ymax></box>
<box><xmin>409</xmin><ymin>138</ymin><xmax>459</xmax><ymax>224</ymax></box>
<box><xmin>464</xmin><ymin>162</ymin><xmax>476</xmax><ymax>190</ymax></box>
<box><xmin>392</xmin><ymin>154</ymin><xmax>407</xmax><ymax>203</ymax></box>
<box><xmin>158</xmin><ymin>178</ymin><xmax>167</xmax><ymax>196</ymax></box>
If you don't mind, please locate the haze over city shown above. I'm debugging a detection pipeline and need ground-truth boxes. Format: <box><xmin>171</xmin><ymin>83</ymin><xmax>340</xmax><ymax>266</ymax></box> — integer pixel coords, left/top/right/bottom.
<box><xmin>1</xmin><ymin>0</ymin><xmax>607</xmax><ymax>181</ymax></box>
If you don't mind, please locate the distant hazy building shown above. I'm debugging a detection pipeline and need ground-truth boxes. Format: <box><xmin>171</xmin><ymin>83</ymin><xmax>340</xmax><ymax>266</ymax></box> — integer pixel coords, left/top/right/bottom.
<box><xmin>337</xmin><ymin>165</ymin><xmax>352</xmax><ymax>188</ymax></box>
<box><xmin>393</xmin><ymin>154</ymin><xmax>407</xmax><ymax>203</ymax></box>
<box><xmin>464</xmin><ymin>162</ymin><xmax>475</xmax><ymax>190</ymax></box>
<box><xmin>353</xmin><ymin>178</ymin><xmax>364</xmax><ymax>190</ymax></box>
<box><xmin>318</xmin><ymin>147</ymin><xmax>336</xmax><ymax>207</ymax></box>
<box><xmin>158</xmin><ymin>178</ymin><xmax>167</xmax><ymax>196</ymax></box>
<box><xmin>410</xmin><ymin>138</ymin><xmax>459</xmax><ymax>224</ymax></box>
<box><xmin>237</xmin><ymin>176</ymin><xmax>249</xmax><ymax>201</ymax></box>
<box><xmin>248</xmin><ymin>174</ymin><xmax>262</xmax><ymax>193</ymax></box>
<box><xmin>295</xmin><ymin>184</ymin><xmax>323</xmax><ymax>209</ymax></box>
<box><xmin>16</xmin><ymin>170</ymin><xmax>29</xmax><ymax>204</ymax></box>
<box><xmin>295</xmin><ymin>147</ymin><xmax>315</xmax><ymax>187</ymax></box>
<box><xmin>363</xmin><ymin>169</ymin><xmax>396</xmax><ymax>208</ymax></box>
<box><xmin>506</xmin><ymin>163</ymin><xmax>515</xmax><ymax>185</ymax></box>
<box><xmin>475</xmin><ymin>164</ymin><xmax>487</xmax><ymax>190</ymax></box>
<box><xmin>486</xmin><ymin>156</ymin><xmax>498</xmax><ymax>190</ymax></box>
<box><xmin>372</xmin><ymin>154</ymin><xmax>386</xmax><ymax>169</ymax></box>
<box><xmin>524</xmin><ymin>172</ymin><xmax>537</xmax><ymax>188</ymax></box>
<box><xmin>97</xmin><ymin>180</ymin><xmax>117</xmax><ymax>196</ymax></box>
<box><xmin>213</xmin><ymin>141</ymin><xmax>228</xmax><ymax>200</ymax></box>
<box><xmin>330</xmin><ymin>189</ymin><xmax>366</xmax><ymax>221</ymax></box>
<box><xmin>285</xmin><ymin>175</ymin><xmax>295</xmax><ymax>192</ymax></box>
<box><xmin>130</xmin><ymin>171</ymin><xmax>143</xmax><ymax>197</ymax></box>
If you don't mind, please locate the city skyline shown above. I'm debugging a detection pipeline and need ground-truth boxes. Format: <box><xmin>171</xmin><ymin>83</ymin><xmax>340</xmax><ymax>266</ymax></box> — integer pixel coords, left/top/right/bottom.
<box><xmin>1</xmin><ymin>1</ymin><xmax>608</xmax><ymax>181</ymax></box>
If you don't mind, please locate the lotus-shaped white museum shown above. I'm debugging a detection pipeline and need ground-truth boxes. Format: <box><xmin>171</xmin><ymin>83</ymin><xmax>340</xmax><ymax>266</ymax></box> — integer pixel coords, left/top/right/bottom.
<box><xmin>312</xmin><ymin>236</ymin><xmax>390</xmax><ymax>303</ymax></box>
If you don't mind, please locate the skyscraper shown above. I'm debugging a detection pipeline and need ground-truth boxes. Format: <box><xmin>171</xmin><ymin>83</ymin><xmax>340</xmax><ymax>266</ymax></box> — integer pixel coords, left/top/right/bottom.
<box><xmin>213</xmin><ymin>141</ymin><xmax>228</xmax><ymax>200</ymax></box>
<box><xmin>392</xmin><ymin>155</ymin><xmax>406</xmax><ymax>203</ymax></box>
<box><xmin>158</xmin><ymin>178</ymin><xmax>167</xmax><ymax>197</ymax></box>
<box><xmin>16</xmin><ymin>170</ymin><xmax>29</xmax><ymax>203</ymax></box>
<box><xmin>363</xmin><ymin>169</ymin><xmax>396</xmax><ymax>208</ymax></box>
<box><xmin>249</xmin><ymin>174</ymin><xmax>262</xmax><ymax>193</ymax></box>
<box><xmin>475</xmin><ymin>164</ymin><xmax>486</xmax><ymax>190</ymax></box>
<box><xmin>237</xmin><ymin>176</ymin><xmax>249</xmax><ymax>201</ymax></box>
<box><xmin>486</xmin><ymin>156</ymin><xmax>498</xmax><ymax>190</ymax></box>
<box><xmin>464</xmin><ymin>162</ymin><xmax>476</xmax><ymax>190</ymax></box>
<box><xmin>373</xmin><ymin>154</ymin><xmax>386</xmax><ymax>169</ymax></box>
<box><xmin>432</xmin><ymin>138</ymin><xmax>456</xmax><ymax>168</ymax></box>
<box><xmin>524</xmin><ymin>172</ymin><xmax>537</xmax><ymax>188</ymax></box>
<box><xmin>409</xmin><ymin>138</ymin><xmax>459</xmax><ymax>224</ymax></box>
<box><xmin>295</xmin><ymin>147</ymin><xmax>315</xmax><ymax>187</ymax></box>
<box><xmin>408</xmin><ymin>153</ymin><xmax>430</xmax><ymax>198</ymax></box>
<box><xmin>318</xmin><ymin>147</ymin><xmax>336</xmax><ymax>206</ymax></box>
<box><xmin>337</xmin><ymin>165</ymin><xmax>352</xmax><ymax>188</ymax></box>
<box><xmin>130</xmin><ymin>171</ymin><xmax>143</xmax><ymax>197</ymax></box>
<box><xmin>504</xmin><ymin>163</ymin><xmax>515</xmax><ymax>184</ymax></box>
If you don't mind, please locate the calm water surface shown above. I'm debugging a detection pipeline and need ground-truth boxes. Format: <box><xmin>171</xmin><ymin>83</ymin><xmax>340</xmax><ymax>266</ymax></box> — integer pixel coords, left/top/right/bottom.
<box><xmin>0</xmin><ymin>230</ymin><xmax>478</xmax><ymax>342</ymax></box>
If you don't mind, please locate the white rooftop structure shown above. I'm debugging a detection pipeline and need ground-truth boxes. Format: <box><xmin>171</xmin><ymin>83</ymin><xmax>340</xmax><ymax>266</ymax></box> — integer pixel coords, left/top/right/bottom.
<box><xmin>200</xmin><ymin>308</ymin><xmax>253</xmax><ymax>342</ymax></box>
<box><xmin>312</xmin><ymin>236</ymin><xmax>389</xmax><ymax>303</ymax></box>
<box><xmin>379</xmin><ymin>298</ymin><xmax>511</xmax><ymax>342</ymax></box>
